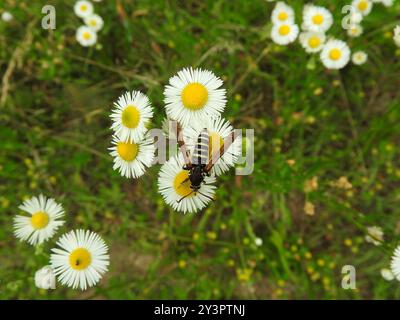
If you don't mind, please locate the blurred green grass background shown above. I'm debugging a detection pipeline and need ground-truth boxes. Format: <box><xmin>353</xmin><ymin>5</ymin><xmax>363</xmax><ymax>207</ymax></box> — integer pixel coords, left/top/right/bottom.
<box><xmin>1</xmin><ymin>0</ymin><xmax>400</xmax><ymax>299</ymax></box>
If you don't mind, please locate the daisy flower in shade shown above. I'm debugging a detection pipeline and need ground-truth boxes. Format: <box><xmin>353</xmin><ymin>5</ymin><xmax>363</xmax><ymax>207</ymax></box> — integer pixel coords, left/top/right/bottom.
<box><xmin>394</xmin><ymin>26</ymin><xmax>400</xmax><ymax>47</ymax></box>
<box><xmin>347</xmin><ymin>24</ymin><xmax>363</xmax><ymax>37</ymax></box>
<box><xmin>76</xmin><ymin>26</ymin><xmax>97</xmax><ymax>47</ymax></box>
<box><xmin>84</xmin><ymin>14</ymin><xmax>104</xmax><ymax>32</ymax></box>
<box><xmin>158</xmin><ymin>154</ymin><xmax>216</xmax><ymax>214</ymax></box>
<box><xmin>380</xmin><ymin>0</ymin><xmax>394</xmax><ymax>7</ymax></box>
<box><xmin>381</xmin><ymin>268</ymin><xmax>395</xmax><ymax>281</ymax></box>
<box><xmin>50</xmin><ymin>229</ymin><xmax>109</xmax><ymax>291</ymax></box>
<box><xmin>271</xmin><ymin>2</ymin><xmax>295</xmax><ymax>25</ymax></box>
<box><xmin>320</xmin><ymin>39</ymin><xmax>351</xmax><ymax>70</ymax></box>
<box><xmin>352</xmin><ymin>51</ymin><xmax>368</xmax><ymax>65</ymax></box>
<box><xmin>299</xmin><ymin>32</ymin><xmax>326</xmax><ymax>53</ymax></box>
<box><xmin>74</xmin><ymin>0</ymin><xmax>93</xmax><ymax>18</ymax></box>
<box><xmin>13</xmin><ymin>195</ymin><xmax>65</xmax><ymax>246</ymax></box>
<box><xmin>352</xmin><ymin>0</ymin><xmax>373</xmax><ymax>16</ymax></box>
<box><xmin>110</xmin><ymin>91</ymin><xmax>153</xmax><ymax>143</ymax></box>
<box><xmin>35</xmin><ymin>266</ymin><xmax>56</xmax><ymax>290</ymax></box>
<box><xmin>109</xmin><ymin>134</ymin><xmax>155</xmax><ymax>179</ymax></box>
<box><xmin>164</xmin><ymin>68</ymin><xmax>227</xmax><ymax>127</ymax></box>
<box><xmin>302</xmin><ymin>5</ymin><xmax>333</xmax><ymax>33</ymax></box>
<box><xmin>365</xmin><ymin>226</ymin><xmax>383</xmax><ymax>245</ymax></box>
<box><xmin>391</xmin><ymin>246</ymin><xmax>400</xmax><ymax>281</ymax></box>
<box><xmin>1</xmin><ymin>11</ymin><xmax>13</xmax><ymax>22</ymax></box>
<box><xmin>184</xmin><ymin>117</ymin><xmax>242</xmax><ymax>176</ymax></box>
<box><xmin>271</xmin><ymin>22</ymin><xmax>299</xmax><ymax>45</ymax></box>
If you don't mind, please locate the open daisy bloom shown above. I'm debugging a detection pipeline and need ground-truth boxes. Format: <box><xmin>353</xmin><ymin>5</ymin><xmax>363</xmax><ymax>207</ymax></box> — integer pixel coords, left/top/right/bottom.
<box><xmin>271</xmin><ymin>2</ymin><xmax>295</xmax><ymax>25</ymax></box>
<box><xmin>109</xmin><ymin>134</ymin><xmax>155</xmax><ymax>179</ymax></box>
<box><xmin>84</xmin><ymin>14</ymin><xmax>104</xmax><ymax>32</ymax></box>
<box><xmin>164</xmin><ymin>68</ymin><xmax>227</xmax><ymax>127</ymax></box>
<box><xmin>50</xmin><ymin>230</ymin><xmax>109</xmax><ymax>291</ymax></box>
<box><xmin>110</xmin><ymin>91</ymin><xmax>154</xmax><ymax>143</ymax></box>
<box><xmin>352</xmin><ymin>51</ymin><xmax>368</xmax><ymax>65</ymax></box>
<box><xmin>13</xmin><ymin>195</ymin><xmax>65</xmax><ymax>246</ymax></box>
<box><xmin>302</xmin><ymin>5</ymin><xmax>333</xmax><ymax>33</ymax></box>
<box><xmin>184</xmin><ymin>117</ymin><xmax>242</xmax><ymax>176</ymax></box>
<box><xmin>299</xmin><ymin>32</ymin><xmax>326</xmax><ymax>53</ymax></box>
<box><xmin>320</xmin><ymin>39</ymin><xmax>351</xmax><ymax>70</ymax></box>
<box><xmin>347</xmin><ymin>24</ymin><xmax>363</xmax><ymax>38</ymax></box>
<box><xmin>390</xmin><ymin>246</ymin><xmax>400</xmax><ymax>281</ymax></box>
<box><xmin>271</xmin><ymin>22</ymin><xmax>299</xmax><ymax>45</ymax></box>
<box><xmin>158</xmin><ymin>154</ymin><xmax>217</xmax><ymax>214</ymax></box>
<box><xmin>74</xmin><ymin>0</ymin><xmax>94</xmax><ymax>19</ymax></box>
<box><xmin>352</xmin><ymin>0</ymin><xmax>373</xmax><ymax>16</ymax></box>
<box><xmin>76</xmin><ymin>26</ymin><xmax>97</xmax><ymax>47</ymax></box>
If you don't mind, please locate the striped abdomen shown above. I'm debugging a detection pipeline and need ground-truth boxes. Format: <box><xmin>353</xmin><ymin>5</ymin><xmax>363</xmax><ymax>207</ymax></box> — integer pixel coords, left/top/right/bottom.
<box><xmin>192</xmin><ymin>129</ymin><xmax>209</xmax><ymax>166</ymax></box>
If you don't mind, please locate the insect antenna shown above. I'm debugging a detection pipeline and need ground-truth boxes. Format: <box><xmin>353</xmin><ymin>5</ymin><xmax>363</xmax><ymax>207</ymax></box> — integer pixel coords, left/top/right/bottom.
<box><xmin>197</xmin><ymin>190</ymin><xmax>214</xmax><ymax>202</ymax></box>
<box><xmin>177</xmin><ymin>191</ymin><xmax>194</xmax><ymax>203</ymax></box>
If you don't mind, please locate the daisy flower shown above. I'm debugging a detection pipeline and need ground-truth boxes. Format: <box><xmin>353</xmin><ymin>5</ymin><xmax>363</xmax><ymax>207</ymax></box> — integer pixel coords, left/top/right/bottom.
<box><xmin>84</xmin><ymin>14</ymin><xmax>104</xmax><ymax>32</ymax></box>
<box><xmin>76</xmin><ymin>26</ymin><xmax>97</xmax><ymax>47</ymax></box>
<box><xmin>394</xmin><ymin>26</ymin><xmax>400</xmax><ymax>47</ymax></box>
<box><xmin>109</xmin><ymin>134</ymin><xmax>155</xmax><ymax>179</ymax></box>
<box><xmin>1</xmin><ymin>11</ymin><xmax>13</xmax><ymax>22</ymax></box>
<box><xmin>164</xmin><ymin>67</ymin><xmax>227</xmax><ymax>127</ymax></box>
<box><xmin>302</xmin><ymin>5</ymin><xmax>333</xmax><ymax>33</ymax></box>
<box><xmin>184</xmin><ymin>117</ymin><xmax>242</xmax><ymax>176</ymax></box>
<box><xmin>158</xmin><ymin>154</ymin><xmax>217</xmax><ymax>214</ymax></box>
<box><xmin>74</xmin><ymin>0</ymin><xmax>94</xmax><ymax>18</ymax></box>
<box><xmin>35</xmin><ymin>266</ymin><xmax>56</xmax><ymax>290</ymax></box>
<box><xmin>347</xmin><ymin>24</ymin><xmax>363</xmax><ymax>37</ymax></box>
<box><xmin>391</xmin><ymin>246</ymin><xmax>400</xmax><ymax>281</ymax></box>
<box><xmin>271</xmin><ymin>2</ymin><xmax>295</xmax><ymax>25</ymax></box>
<box><xmin>352</xmin><ymin>0</ymin><xmax>373</xmax><ymax>16</ymax></box>
<box><xmin>13</xmin><ymin>195</ymin><xmax>65</xmax><ymax>246</ymax></box>
<box><xmin>380</xmin><ymin>0</ymin><xmax>394</xmax><ymax>7</ymax></box>
<box><xmin>110</xmin><ymin>90</ymin><xmax>153</xmax><ymax>143</ymax></box>
<box><xmin>299</xmin><ymin>32</ymin><xmax>326</xmax><ymax>53</ymax></box>
<box><xmin>381</xmin><ymin>268</ymin><xmax>395</xmax><ymax>281</ymax></box>
<box><xmin>50</xmin><ymin>229</ymin><xmax>109</xmax><ymax>291</ymax></box>
<box><xmin>320</xmin><ymin>39</ymin><xmax>351</xmax><ymax>70</ymax></box>
<box><xmin>365</xmin><ymin>226</ymin><xmax>383</xmax><ymax>245</ymax></box>
<box><xmin>352</xmin><ymin>51</ymin><xmax>368</xmax><ymax>65</ymax></box>
<box><xmin>271</xmin><ymin>22</ymin><xmax>299</xmax><ymax>45</ymax></box>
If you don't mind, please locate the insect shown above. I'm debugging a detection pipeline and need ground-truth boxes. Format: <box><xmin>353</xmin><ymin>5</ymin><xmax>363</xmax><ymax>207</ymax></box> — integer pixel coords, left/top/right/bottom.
<box><xmin>175</xmin><ymin>122</ymin><xmax>238</xmax><ymax>203</ymax></box>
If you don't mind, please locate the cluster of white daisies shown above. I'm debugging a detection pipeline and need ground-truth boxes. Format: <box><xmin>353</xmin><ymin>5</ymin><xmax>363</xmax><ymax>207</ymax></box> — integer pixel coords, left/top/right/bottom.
<box><xmin>13</xmin><ymin>195</ymin><xmax>109</xmax><ymax>291</ymax></box>
<box><xmin>74</xmin><ymin>0</ymin><xmax>104</xmax><ymax>47</ymax></box>
<box><xmin>363</xmin><ymin>225</ymin><xmax>400</xmax><ymax>282</ymax></box>
<box><xmin>109</xmin><ymin>68</ymin><xmax>242</xmax><ymax>214</ymax></box>
<box><xmin>270</xmin><ymin>1</ymin><xmax>395</xmax><ymax>69</ymax></box>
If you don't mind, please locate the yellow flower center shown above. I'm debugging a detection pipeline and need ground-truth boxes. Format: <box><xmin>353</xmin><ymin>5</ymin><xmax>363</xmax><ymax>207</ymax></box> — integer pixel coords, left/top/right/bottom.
<box><xmin>122</xmin><ymin>106</ymin><xmax>140</xmax><ymax>128</ymax></box>
<box><xmin>358</xmin><ymin>1</ymin><xmax>368</xmax><ymax>11</ymax></box>
<box><xmin>173</xmin><ymin>170</ymin><xmax>193</xmax><ymax>197</ymax></box>
<box><xmin>208</xmin><ymin>132</ymin><xmax>224</xmax><ymax>158</ymax></box>
<box><xmin>90</xmin><ymin>20</ymin><xmax>97</xmax><ymax>26</ymax></box>
<box><xmin>329</xmin><ymin>48</ymin><xmax>342</xmax><ymax>61</ymax></box>
<box><xmin>81</xmin><ymin>5</ymin><xmax>87</xmax><ymax>11</ymax></box>
<box><xmin>69</xmin><ymin>248</ymin><xmax>91</xmax><ymax>270</ymax></box>
<box><xmin>312</xmin><ymin>14</ymin><xmax>324</xmax><ymax>25</ymax></box>
<box><xmin>31</xmin><ymin>211</ymin><xmax>49</xmax><ymax>229</ymax></box>
<box><xmin>117</xmin><ymin>142</ymin><xmax>139</xmax><ymax>162</ymax></box>
<box><xmin>278</xmin><ymin>12</ymin><xmax>288</xmax><ymax>21</ymax></box>
<box><xmin>83</xmin><ymin>32</ymin><xmax>91</xmax><ymax>40</ymax></box>
<box><xmin>181</xmin><ymin>83</ymin><xmax>209</xmax><ymax>110</ymax></box>
<box><xmin>308</xmin><ymin>36</ymin><xmax>321</xmax><ymax>48</ymax></box>
<box><xmin>278</xmin><ymin>25</ymin><xmax>290</xmax><ymax>36</ymax></box>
